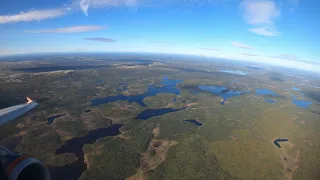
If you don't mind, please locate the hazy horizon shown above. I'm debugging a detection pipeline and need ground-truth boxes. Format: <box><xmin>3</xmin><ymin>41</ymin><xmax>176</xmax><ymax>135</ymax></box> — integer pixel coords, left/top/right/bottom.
<box><xmin>1</xmin><ymin>0</ymin><xmax>319</xmax><ymax>72</ymax></box>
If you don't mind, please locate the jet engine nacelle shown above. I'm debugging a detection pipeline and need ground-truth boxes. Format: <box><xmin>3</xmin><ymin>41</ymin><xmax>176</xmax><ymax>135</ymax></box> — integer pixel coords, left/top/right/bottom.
<box><xmin>0</xmin><ymin>146</ymin><xmax>50</xmax><ymax>180</ymax></box>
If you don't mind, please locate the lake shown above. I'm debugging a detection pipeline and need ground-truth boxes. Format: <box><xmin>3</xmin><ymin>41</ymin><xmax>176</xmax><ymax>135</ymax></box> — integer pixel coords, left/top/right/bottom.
<box><xmin>265</xmin><ymin>99</ymin><xmax>276</xmax><ymax>104</ymax></box>
<box><xmin>48</xmin><ymin>114</ymin><xmax>66</xmax><ymax>125</ymax></box>
<box><xmin>198</xmin><ymin>85</ymin><xmax>250</xmax><ymax>104</ymax></box>
<box><xmin>52</xmin><ymin>124</ymin><xmax>124</xmax><ymax>180</ymax></box>
<box><xmin>91</xmin><ymin>76</ymin><xmax>183</xmax><ymax>107</ymax></box>
<box><xmin>292</xmin><ymin>87</ymin><xmax>301</xmax><ymax>91</ymax></box>
<box><xmin>256</xmin><ymin>88</ymin><xmax>277</xmax><ymax>96</ymax></box>
<box><xmin>292</xmin><ymin>99</ymin><xmax>312</xmax><ymax>109</ymax></box>
<box><xmin>184</xmin><ymin>119</ymin><xmax>203</xmax><ymax>127</ymax></box>
<box><xmin>135</xmin><ymin>107</ymin><xmax>187</xmax><ymax>120</ymax></box>
<box><xmin>273</xmin><ymin>139</ymin><xmax>289</xmax><ymax>148</ymax></box>
<box><xmin>96</xmin><ymin>80</ymin><xmax>105</xmax><ymax>85</ymax></box>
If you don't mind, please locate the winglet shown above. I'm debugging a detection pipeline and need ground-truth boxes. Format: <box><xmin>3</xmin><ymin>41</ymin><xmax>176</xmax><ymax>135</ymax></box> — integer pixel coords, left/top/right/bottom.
<box><xmin>26</xmin><ymin>97</ymin><xmax>33</xmax><ymax>104</ymax></box>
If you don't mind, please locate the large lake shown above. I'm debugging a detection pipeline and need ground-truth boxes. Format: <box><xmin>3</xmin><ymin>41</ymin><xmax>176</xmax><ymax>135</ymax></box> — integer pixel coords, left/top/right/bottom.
<box><xmin>91</xmin><ymin>76</ymin><xmax>183</xmax><ymax>107</ymax></box>
<box><xmin>51</xmin><ymin>124</ymin><xmax>124</xmax><ymax>180</ymax></box>
<box><xmin>198</xmin><ymin>85</ymin><xmax>250</xmax><ymax>105</ymax></box>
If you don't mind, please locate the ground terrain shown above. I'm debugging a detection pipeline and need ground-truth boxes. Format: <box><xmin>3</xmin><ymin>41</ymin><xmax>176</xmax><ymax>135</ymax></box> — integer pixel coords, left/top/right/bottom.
<box><xmin>0</xmin><ymin>53</ymin><xmax>320</xmax><ymax>180</ymax></box>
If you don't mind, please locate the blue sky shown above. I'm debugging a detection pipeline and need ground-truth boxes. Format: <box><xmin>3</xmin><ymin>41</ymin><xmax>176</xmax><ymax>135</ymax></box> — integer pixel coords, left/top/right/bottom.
<box><xmin>0</xmin><ymin>0</ymin><xmax>320</xmax><ymax>72</ymax></box>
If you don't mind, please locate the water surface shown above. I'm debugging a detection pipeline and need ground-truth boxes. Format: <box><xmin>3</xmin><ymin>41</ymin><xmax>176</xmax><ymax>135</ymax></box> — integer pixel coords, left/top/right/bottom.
<box><xmin>96</xmin><ymin>80</ymin><xmax>105</xmax><ymax>85</ymax></box>
<box><xmin>51</xmin><ymin>124</ymin><xmax>124</xmax><ymax>180</ymax></box>
<box><xmin>265</xmin><ymin>99</ymin><xmax>276</xmax><ymax>104</ymax></box>
<box><xmin>292</xmin><ymin>99</ymin><xmax>312</xmax><ymax>109</ymax></box>
<box><xmin>92</xmin><ymin>76</ymin><xmax>182</xmax><ymax>107</ymax></box>
<box><xmin>184</xmin><ymin>119</ymin><xmax>203</xmax><ymax>127</ymax></box>
<box><xmin>48</xmin><ymin>114</ymin><xmax>66</xmax><ymax>125</ymax></box>
<box><xmin>256</xmin><ymin>88</ymin><xmax>277</xmax><ymax>96</ymax></box>
<box><xmin>273</xmin><ymin>139</ymin><xmax>289</xmax><ymax>148</ymax></box>
<box><xmin>292</xmin><ymin>87</ymin><xmax>301</xmax><ymax>91</ymax></box>
<box><xmin>198</xmin><ymin>85</ymin><xmax>250</xmax><ymax>104</ymax></box>
<box><xmin>135</xmin><ymin>107</ymin><xmax>187</xmax><ymax>120</ymax></box>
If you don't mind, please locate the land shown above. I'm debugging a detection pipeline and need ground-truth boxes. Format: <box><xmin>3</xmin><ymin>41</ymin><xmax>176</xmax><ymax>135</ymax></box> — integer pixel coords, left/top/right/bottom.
<box><xmin>0</xmin><ymin>53</ymin><xmax>320</xmax><ymax>180</ymax></box>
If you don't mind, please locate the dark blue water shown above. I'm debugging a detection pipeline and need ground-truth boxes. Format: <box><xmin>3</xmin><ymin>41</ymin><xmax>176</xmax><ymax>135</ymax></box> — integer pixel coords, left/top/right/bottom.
<box><xmin>184</xmin><ymin>119</ymin><xmax>203</xmax><ymax>126</ymax></box>
<box><xmin>173</xmin><ymin>98</ymin><xmax>177</xmax><ymax>102</ymax></box>
<box><xmin>265</xmin><ymin>99</ymin><xmax>276</xmax><ymax>104</ymax></box>
<box><xmin>199</xmin><ymin>85</ymin><xmax>227</xmax><ymax>94</ymax></box>
<box><xmin>220</xmin><ymin>70</ymin><xmax>248</xmax><ymax>75</ymax></box>
<box><xmin>198</xmin><ymin>85</ymin><xmax>250</xmax><ymax>104</ymax></box>
<box><xmin>273</xmin><ymin>139</ymin><xmax>289</xmax><ymax>148</ymax></box>
<box><xmin>135</xmin><ymin>107</ymin><xmax>187</xmax><ymax>120</ymax></box>
<box><xmin>52</xmin><ymin>124</ymin><xmax>123</xmax><ymax>180</ymax></box>
<box><xmin>256</xmin><ymin>88</ymin><xmax>277</xmax><ymax>96</ymax></box>
<box><xmin>48</xmin><ymin>114</ymin><xmax>66</xmax><ymax>125</ymax></box>
<box><xmin>292</xmin><ymin>99</ymin><xmax>312</xmax><ymax>109</ymax></box>
<box><xmin>96</xmin><ymin>80</ymin><xmax>105</xmax><ymax>85</ymax></box>
<box><xmin>292</xmin><ymin>87</ymin><xmax>301</xmax><ymax>91</ymax></box>
<box><xmin>91</xmin><ymin>76</ymin><xmax>183</xmax><ymax>107</ymax></box>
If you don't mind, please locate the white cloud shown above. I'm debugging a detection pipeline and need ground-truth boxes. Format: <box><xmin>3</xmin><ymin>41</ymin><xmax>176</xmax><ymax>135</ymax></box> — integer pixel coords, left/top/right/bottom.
<box><xmin>26</xmin><ymin>25</ymin><xmax>106</xmax><ymax>33</ymax></box>
<box><xmin>75</xmin><ymin>0</ymin><xmax>235</xmax><ymax>15</ymax></box>
<box><xmin>77</xmin><ymin>0</ymin><xmax>138</xmax><ymax>15</ymax></box>
<box><xmin>84</xmin><ymin>37</ymin><xmax>117</xmax><ymax>42</ymax></box>
<box><xmin>0</xmin><ymin>9</ymin><xmax>67</xmax><ymax>24</ymax></box>
<box><xmin>249</xmin><ymin>26</ymin><xmax>279</xmax><ymax>36</ymax></box>
<box><xmin>151</xmin><ymin>41</ymin><xmax>180</xmax><ymax>45</ymax></box>
<box><xmin>239</xmin><ymin>52</ymin><xmax>257</xmax><ymax>56</ymax></box>
<box><xmin>80</xmin><ymin>0</ymin><xmax>90</xmax><ymax>16</ymax></box>
<box><xmin>231</xmin><ymin>41</ymin><xmax>253</xmax><ymax>49</ymax></box>
<box><xmin>198</xmin><ymin>47</ymin><xmax>220</xmax><ymax>51</ymax></box>
<box><xmin>273</xmin><ymin>54</ymin><xmax>300</xmax><ymax>61</ymax></box>
<box><xmin>242</xmin><ymin>0</ymin><xmax>279</xmax><ymax>25</ymax></box>
<box><xmin>241</xmin><ymin>0</ymin><xmax>280</xmax><ymax>36</ymax></box>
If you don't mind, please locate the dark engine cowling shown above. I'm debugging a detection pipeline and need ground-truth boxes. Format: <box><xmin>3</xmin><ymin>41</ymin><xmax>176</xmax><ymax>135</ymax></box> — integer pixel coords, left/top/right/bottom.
<box><xmin>0</xmin><ymin>146</ymin><xmax>50</xmax><ymax>180</ymax></box>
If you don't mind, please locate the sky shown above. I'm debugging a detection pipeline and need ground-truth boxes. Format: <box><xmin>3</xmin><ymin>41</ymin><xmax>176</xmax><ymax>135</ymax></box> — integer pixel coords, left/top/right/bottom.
<box><xmin>0</xmin><ymin>0</ymin><xmax>320</xmax><ymax>72</ymax></box>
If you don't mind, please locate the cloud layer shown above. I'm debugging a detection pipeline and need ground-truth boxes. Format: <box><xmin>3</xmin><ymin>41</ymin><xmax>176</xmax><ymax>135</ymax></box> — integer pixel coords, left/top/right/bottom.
<box><xmin>239</xmin><ymin>52</ymin><xmax>257</xmax><ymax>56</ymax></box>
<box><xmin>249</xmin><ymin>26</ymin><xmax>279</xmax><ymax>36</ymax></box>
<box><xmin>78</xmin><ymin>0</ymin><xmax>139</xmax><ymax>16</ymax></box>
<box><xmin>198</xmin><ymin>47</ymin><xmax>220</xmax><ymax>51</ymax></box>
<box><xmin>241</xmin><ymin>0</ymin><xmax>280</xmax><ymax>36</ymax></box>
<box><xmin>231</xmin><ymin>41</ymin><xmax>253</xmax><ymax>49</ymax></box>
<box><xmin>76</xmin><ymin>0</ymin><xmax>221</xmax><ymax>16</ymax></box>
<box><xmin>27</xmin><ymin>25</ymin><xmax>106</xmax><ymax>33</ymax></box>
<box><xmin>151</xmin><ymin>41</ymin><xmax>180</xmax><ymax>45</ymax></box>
<box><xmin>84</xmin><ymin>37</ymin><xmax>117</xmax><ymax>42</ymax></box>
<box><xmin>0</xmin><ymin>9</ymin><xmax>67</xmax><ymax>24</ymax></box>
